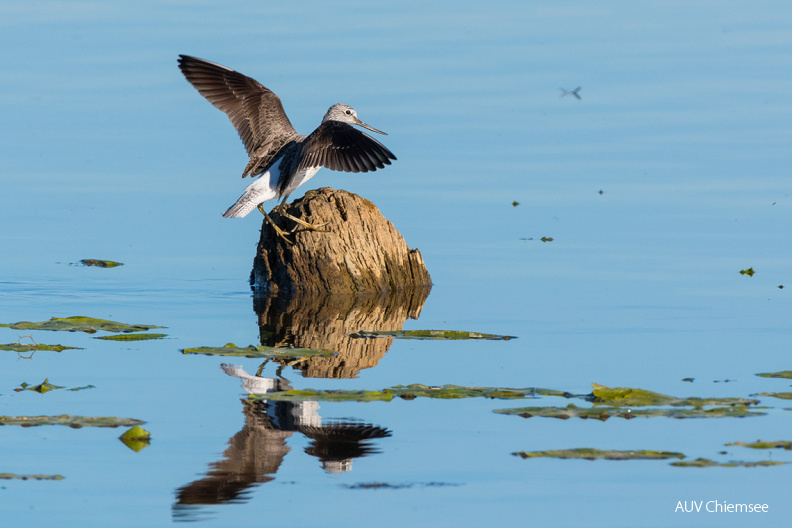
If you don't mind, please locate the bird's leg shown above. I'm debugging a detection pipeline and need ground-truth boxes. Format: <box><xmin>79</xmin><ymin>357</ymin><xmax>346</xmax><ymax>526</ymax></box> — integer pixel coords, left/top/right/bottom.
<box><xmin>255</xmin><ymin>360</ymin><xmax>269</xmax><ymax>377</ymax></box>
<box><xmin>276</xmin><ymin>196</ymin><xmax>329</xmax><ymax>233</ymax></box>
<box><xmin>257</xmin><ymin>203</ymin><xmax>294</xmax><ymax>244</ymax></box>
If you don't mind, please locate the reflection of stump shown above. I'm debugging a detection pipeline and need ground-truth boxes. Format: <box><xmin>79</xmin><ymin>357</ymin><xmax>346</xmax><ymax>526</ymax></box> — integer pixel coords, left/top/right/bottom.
<box><xmin>254</xmin><ymin>288</ymin><xmax>430</xmax><ymax>378</ymax></box>
<box><xmin>252</xmin><ymin>188</ymin><xmax>432</xmax><ymax>294</ymax></box>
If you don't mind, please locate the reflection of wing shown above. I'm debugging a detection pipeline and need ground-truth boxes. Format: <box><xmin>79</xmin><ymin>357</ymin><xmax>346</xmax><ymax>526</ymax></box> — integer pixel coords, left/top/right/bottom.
<box><xmin>300</xmin><ymin>422</ymin><xmax>392</xmax><ymax>473</ymax></box>
<box><xmin>177</xmin><ymin>55</ymin><xmax>301</xmax><ymax>176</ymax></box>
<box><xmin>299</xmin><ymin>422</ymin><xmax>392</xmax><ymax>441</ymax></box>
<box><xmin>298</xmin><ymin>121</ymin><xmax>397</xmax><ymax>173</ymax></box>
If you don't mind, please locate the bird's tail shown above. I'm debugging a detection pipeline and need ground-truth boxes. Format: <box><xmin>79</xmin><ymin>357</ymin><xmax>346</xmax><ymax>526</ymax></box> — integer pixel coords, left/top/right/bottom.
<box><xmin>222</xmin><ymin>199</ymin><xmax>259</xmax><ymax>218</ymax></box>
<box><xmin>221</xmin><ymin>174</ymin><xmax>278</xmax><ymax>218</ymax></box>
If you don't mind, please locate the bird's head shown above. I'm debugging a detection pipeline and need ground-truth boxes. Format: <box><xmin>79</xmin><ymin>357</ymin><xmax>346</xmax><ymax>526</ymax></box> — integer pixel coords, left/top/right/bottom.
<box><xmin>322</xmin><ymin>104</ymin><xmax>387</xmax><ymax>135</ymax></box>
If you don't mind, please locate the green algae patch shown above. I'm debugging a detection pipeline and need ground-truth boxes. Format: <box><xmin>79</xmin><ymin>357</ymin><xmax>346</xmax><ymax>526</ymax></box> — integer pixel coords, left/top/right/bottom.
<box><xmin>94</xmin><ymin>333</ymin><xmax>167</xmax><ymax>341</ymax></box>
<box><xmin>726</xmin><ymin>440</ymin><xmax>792</xmax><ymax>450</ymax></box>
<box><xmin>591</xmin><ymin>384</ymin><xmax>675</xmax><ymax>406</ymax></box>
<box><xmin>514</xmin><ymin>448</ymin><xmax>685</xmax><ymax>461</ymax></box>
<box><xmin>14</xmin><ymin>379</ymin><xmax>94</xmax><ymax>394</ymax></box>
<box><xmin>119</xmin><ymin>425</ymin><xmax>151</xmax><ymax>452</ymax></box>
<box><xmin>494</xmin><ymin>404</ymin><xmax>766</xmax><ymax>420</ymax></box>
<box><xmin>0</xmin><ymin>316</ymin><xmax>164</xmax><ymax>334</ymax></box>
<box><xmin>387</xmin><ymin>384</ymin><xmax>537</xmax><ymax>399</ymax></box>
<box><xmin>1</xmin><ymin>343</ymin><xmax>81</xmax><ymax>352</ymax></box>
<box><xmin>671</xmin><ymin>458</ymin><xmax>787</xmax><ymax>468</ymax></box>
<box><xmin>255</xmin><ymin>389</ymin><xmax>395</xmax><ymax>402</ymax></box>
<box><xmin>255</xmin><ymin>384</ymin><xmax>540</xmax><ymax>403</ymax></box>
<box><xmin>0</xmin><ymin>415</ymin><xmax>145</xmax><ymax>428</ymax></box>
<box><xmin>591</xmin><ymin>383</ymin><xmax>759</xmax><ymax>407</ymax></box>
<box><xmin>78</xmin><ymin>259</ymin><xmax>124</xmax><ymax>268</ymax></box>
<box><xmin>757</xmin><ymin>370</ymin><xmax>792</xmax><ymax>379</ymax></box>
<box><xmin>66</xmin><ymin>384</ymin><xmax>96</xmax><ymax>392</ymax></box>
<box><xmin>182</xmin><ymin>343</ymin><xmax>334</xmax><ymax>359</ymax></box>
<box><xmin>345</xmin><ymin>481</ymin><xmax>461</xmax><ymax>490</ymax></box>
<box><xmin>0</xmin><ymin>473</ymin><xmax>64</xmax><ymax>480</ymax></box>
<box><xmin>756</xmin><ymin>392</ymin><xmax>792</xmax><ymax>400</ymax></box>
<box><xmin>349</xmin><ymin>330</ymin><xmax>517</xmax><ymax>340</ymax></box>
<box><xmin>15</xmin><ymin>378</ymin><xmax>64</xmax><ymax>394</ymax></box>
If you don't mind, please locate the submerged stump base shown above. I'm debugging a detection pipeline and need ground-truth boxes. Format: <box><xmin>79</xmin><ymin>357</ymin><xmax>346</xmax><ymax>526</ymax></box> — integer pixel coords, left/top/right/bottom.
<box><xmin>252</xmin><ymin>188</ymin><xmax>431</xmax><ymax>294</ymax></box>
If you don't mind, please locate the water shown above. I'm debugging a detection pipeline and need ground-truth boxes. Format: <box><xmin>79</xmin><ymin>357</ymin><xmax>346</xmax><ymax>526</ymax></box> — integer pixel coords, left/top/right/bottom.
<box><xmin>2</xmin><ymin>1</ymin><xmax>791</xmax><ymax>526</ymax></box>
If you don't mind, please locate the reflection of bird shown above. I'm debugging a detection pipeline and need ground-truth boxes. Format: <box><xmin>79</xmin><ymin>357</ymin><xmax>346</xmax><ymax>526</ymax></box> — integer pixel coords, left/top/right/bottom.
<box><xmin>560</xmin><ymin>86</ymin><xmax>582</xmax><ymax>100</ymax></box>
<box><xmin>177</xmin><ymin>55</ymin><xmax>397</xmax><ymax>241</ymax></box>
<box><xmin>221</xmin><ymin>364</ymin><xmax>391</xmax><ymax>473</ymax></box>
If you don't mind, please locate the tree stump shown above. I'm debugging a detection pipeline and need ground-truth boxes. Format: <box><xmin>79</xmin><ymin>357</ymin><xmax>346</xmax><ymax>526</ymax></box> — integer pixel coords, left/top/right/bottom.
<box><xmin>251</xmin><ymin>188</ymin><xmax>432</xmax><ymax>294</ymax></box>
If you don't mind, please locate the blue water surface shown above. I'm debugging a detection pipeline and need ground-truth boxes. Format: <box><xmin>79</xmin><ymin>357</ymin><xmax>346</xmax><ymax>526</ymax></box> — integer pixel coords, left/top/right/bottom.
<box><xmin>1</xmin><ymin>1</ymin><xmax>791</xmax><ymax>526</ymax></box>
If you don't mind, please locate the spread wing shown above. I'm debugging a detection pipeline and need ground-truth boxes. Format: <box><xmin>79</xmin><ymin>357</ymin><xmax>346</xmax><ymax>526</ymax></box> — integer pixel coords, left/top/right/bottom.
<box><xmin>297</xmin><ymin>121</ymin><xmax>397</xmax><ymax>173</ymax></box>
<box><xmin>178</xmin><ymin>55</ymin><xmax>300</xmax><ymax>177</ymax></box>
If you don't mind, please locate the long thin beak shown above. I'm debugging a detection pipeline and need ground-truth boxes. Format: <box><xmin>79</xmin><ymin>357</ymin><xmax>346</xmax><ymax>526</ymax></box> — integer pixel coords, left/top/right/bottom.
<box><xmin>354</xmin><ymin>117</ymin><xmax>387</xmax><ymax>135</ymax></box>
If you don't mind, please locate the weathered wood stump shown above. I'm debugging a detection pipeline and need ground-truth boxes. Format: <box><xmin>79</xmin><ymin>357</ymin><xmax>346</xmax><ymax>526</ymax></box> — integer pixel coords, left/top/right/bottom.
<box><xmin>251</xmin><ymin>188</ymin><xmax>432</xmax><ymax>294</ymax></box>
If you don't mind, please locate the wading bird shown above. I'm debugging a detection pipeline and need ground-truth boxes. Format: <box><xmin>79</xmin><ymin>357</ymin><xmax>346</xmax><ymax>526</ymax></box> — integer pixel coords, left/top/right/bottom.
<box><xmin>178</xmin><ymin>55</ymin><xmax>396</xmax><ymax>241</ymax></box>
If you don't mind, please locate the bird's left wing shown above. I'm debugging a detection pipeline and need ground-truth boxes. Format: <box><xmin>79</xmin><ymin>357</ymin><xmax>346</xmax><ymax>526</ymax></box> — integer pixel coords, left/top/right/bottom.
<box><xmin>298</xmin><ymin>121</ymin><xmax>397</xmax><ymax>173</ymax></box>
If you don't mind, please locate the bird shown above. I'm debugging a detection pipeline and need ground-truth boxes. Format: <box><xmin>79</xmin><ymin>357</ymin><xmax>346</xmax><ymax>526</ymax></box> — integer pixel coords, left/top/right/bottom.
<box><xmin>559</xmin><ymin>86</ymin><xmax>582</xmax><ymax>100</ymax></box>
<box><xmin>177</xmin><ymin>55</ymin><xmax>396</xmax><ymax>241</ymax></box>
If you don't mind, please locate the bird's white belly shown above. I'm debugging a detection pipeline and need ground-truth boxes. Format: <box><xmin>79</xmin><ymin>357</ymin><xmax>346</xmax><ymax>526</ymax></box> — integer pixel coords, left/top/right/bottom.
<box><xmin>222</xmin><ymin>160</ymin><xmax>322</xmax><ymax>218</ymax></box>
<box><xmin>283</xmin><ymin>165</ymin><xmax>321</xmax><ymax>196</ymax></box>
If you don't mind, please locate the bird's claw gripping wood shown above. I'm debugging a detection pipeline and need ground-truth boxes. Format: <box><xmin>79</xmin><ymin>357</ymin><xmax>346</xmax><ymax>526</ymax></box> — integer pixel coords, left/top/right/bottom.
<box><xmin>258</xmin><ymin>204</ymin><xmax>294</xmax><ymax>244</ymax></box>
<box><xmin>278</xmin><ymin>209</ymin><xmax>329</xmax><ymax>233</ymax></box>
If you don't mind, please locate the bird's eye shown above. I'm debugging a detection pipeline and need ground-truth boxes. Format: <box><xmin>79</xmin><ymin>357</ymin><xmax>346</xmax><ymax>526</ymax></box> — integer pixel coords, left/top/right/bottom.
<box><xmin>345</xmin><ymin>109</ymin><xmax>352</xmax><ymax>115</ymax></box>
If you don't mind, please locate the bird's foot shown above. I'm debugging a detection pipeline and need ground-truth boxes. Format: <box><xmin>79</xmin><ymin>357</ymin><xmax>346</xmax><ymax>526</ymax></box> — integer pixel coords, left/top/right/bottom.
<box><xmin>279</xmin><ymin>211</ymin><xmax>329</xmax><ymax>233</ymax></box>
<box><xmin>258</xmin><ymin>204</ymin><xmax>294</xmax><ymax>244</ymax></box>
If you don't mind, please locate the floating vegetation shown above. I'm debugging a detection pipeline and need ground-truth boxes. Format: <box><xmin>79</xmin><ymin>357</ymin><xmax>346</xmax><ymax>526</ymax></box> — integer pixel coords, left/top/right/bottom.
<box><xmin>14</xmin><ymin>379</ymin><xmax>64</xmax><ymax>394</ymax></box>
<box><xmin>494</xmin><ymin>403</ymin><xmax>765</xmax><ymax>420</ymax></box>
<box><xmin>389</xmin><ymin>384</ymin><xmax>536</xmax><ymax>399</ymax></box>
<box><xmin>757</xmin><ymin>370</ymin><xmax>792</xmax><ymax>379</ymax></box>
<box><xmin>94</xmin><ymin>333</ymin><xmax>168</xmax><ymax>341</ymax></box>
<box><xmin>67</xmin><ymin>384</ymin><xmax>95</xmax><ymax>392</ymax></box>
<box><xmin>541</xmin><ymin>236</ymin><xmax>553</xmax><ymax>242</ymax></box>
<box><xmin>257</xmin><ymin>389</ymin><xmax>396</xmax><ymax>402</ymax></box>
<box><xmin>345</xmin><ymin>481</ymin><xmax>461</xmax><ymax>490</ymax></box>
<box><xmin>182</xmin><ymin>343</ymin><xmax>334</xmax><ymax>359</ymax></box>
<box><xmin>739</xmin><ymin>267</ymin><xmax>755</xmax><ymax>277</ymax></box>
<box><xmin>77</xmin><ymin>259</ymin><xmax>124</xmax><ymax>268</ymax></box>
<box><xmin>514</xmin><ymin>448</ymin><xmax>685</xmax><ymax>461</ymax></box>
<box><xmin>670</xmin><ymin>458</ymin><xmax>786</xmax><ymax>468</ymax></box>
<box><xmin>1</xmin><ymin>342</ymin><xmax>81</xmax><ymax>353</ymax></box>
<box><xmin>0</xmin><ymin>415</ymin><xmax>145</xmax><ymax>428</ymax></box>
<box><xmin>119</xmin><ymin>425</ymin><xmax>151</xmax><ymax>452</ymax></box>
<box><xmin>494</xmin><ymin>384</ymin><xmax>766</xmax><ymax>421</ymax></box>
<box><xmin>590</xmin><ymin>383</ymin><xmax>759</xmax><ymax>407</ymax></box>
<box><xmin>755</xmin><ymin>392</ymin><xmax>792</xmax><ymax>400</ymax></box>
<box><xmin>0</xmin><ymin>473</ymin><xmax>64</xmax><ymax>480</ymax></box>
<box><xmin>349</xmin><ymin>330</ymin><xmax>517</xmax><ymax>341</ymax></box>
<box><xmin>14</xmin><ymin>379</ymin><xmax>94</xmax><ymax>394</ymax></box>
<box><xmin>726</xmin><ymin>440</ymin><xmax>792</xmax><ymax>450</ymax></box>
<box><xmin>0</xmin><ymin>316</ymin><xmax>164</xmax><ymax>334</ymax></box>
<box><xmin>252</xmin><ymin>384</ymin><xmax>540</xmax><ymax>403</ymax></box>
